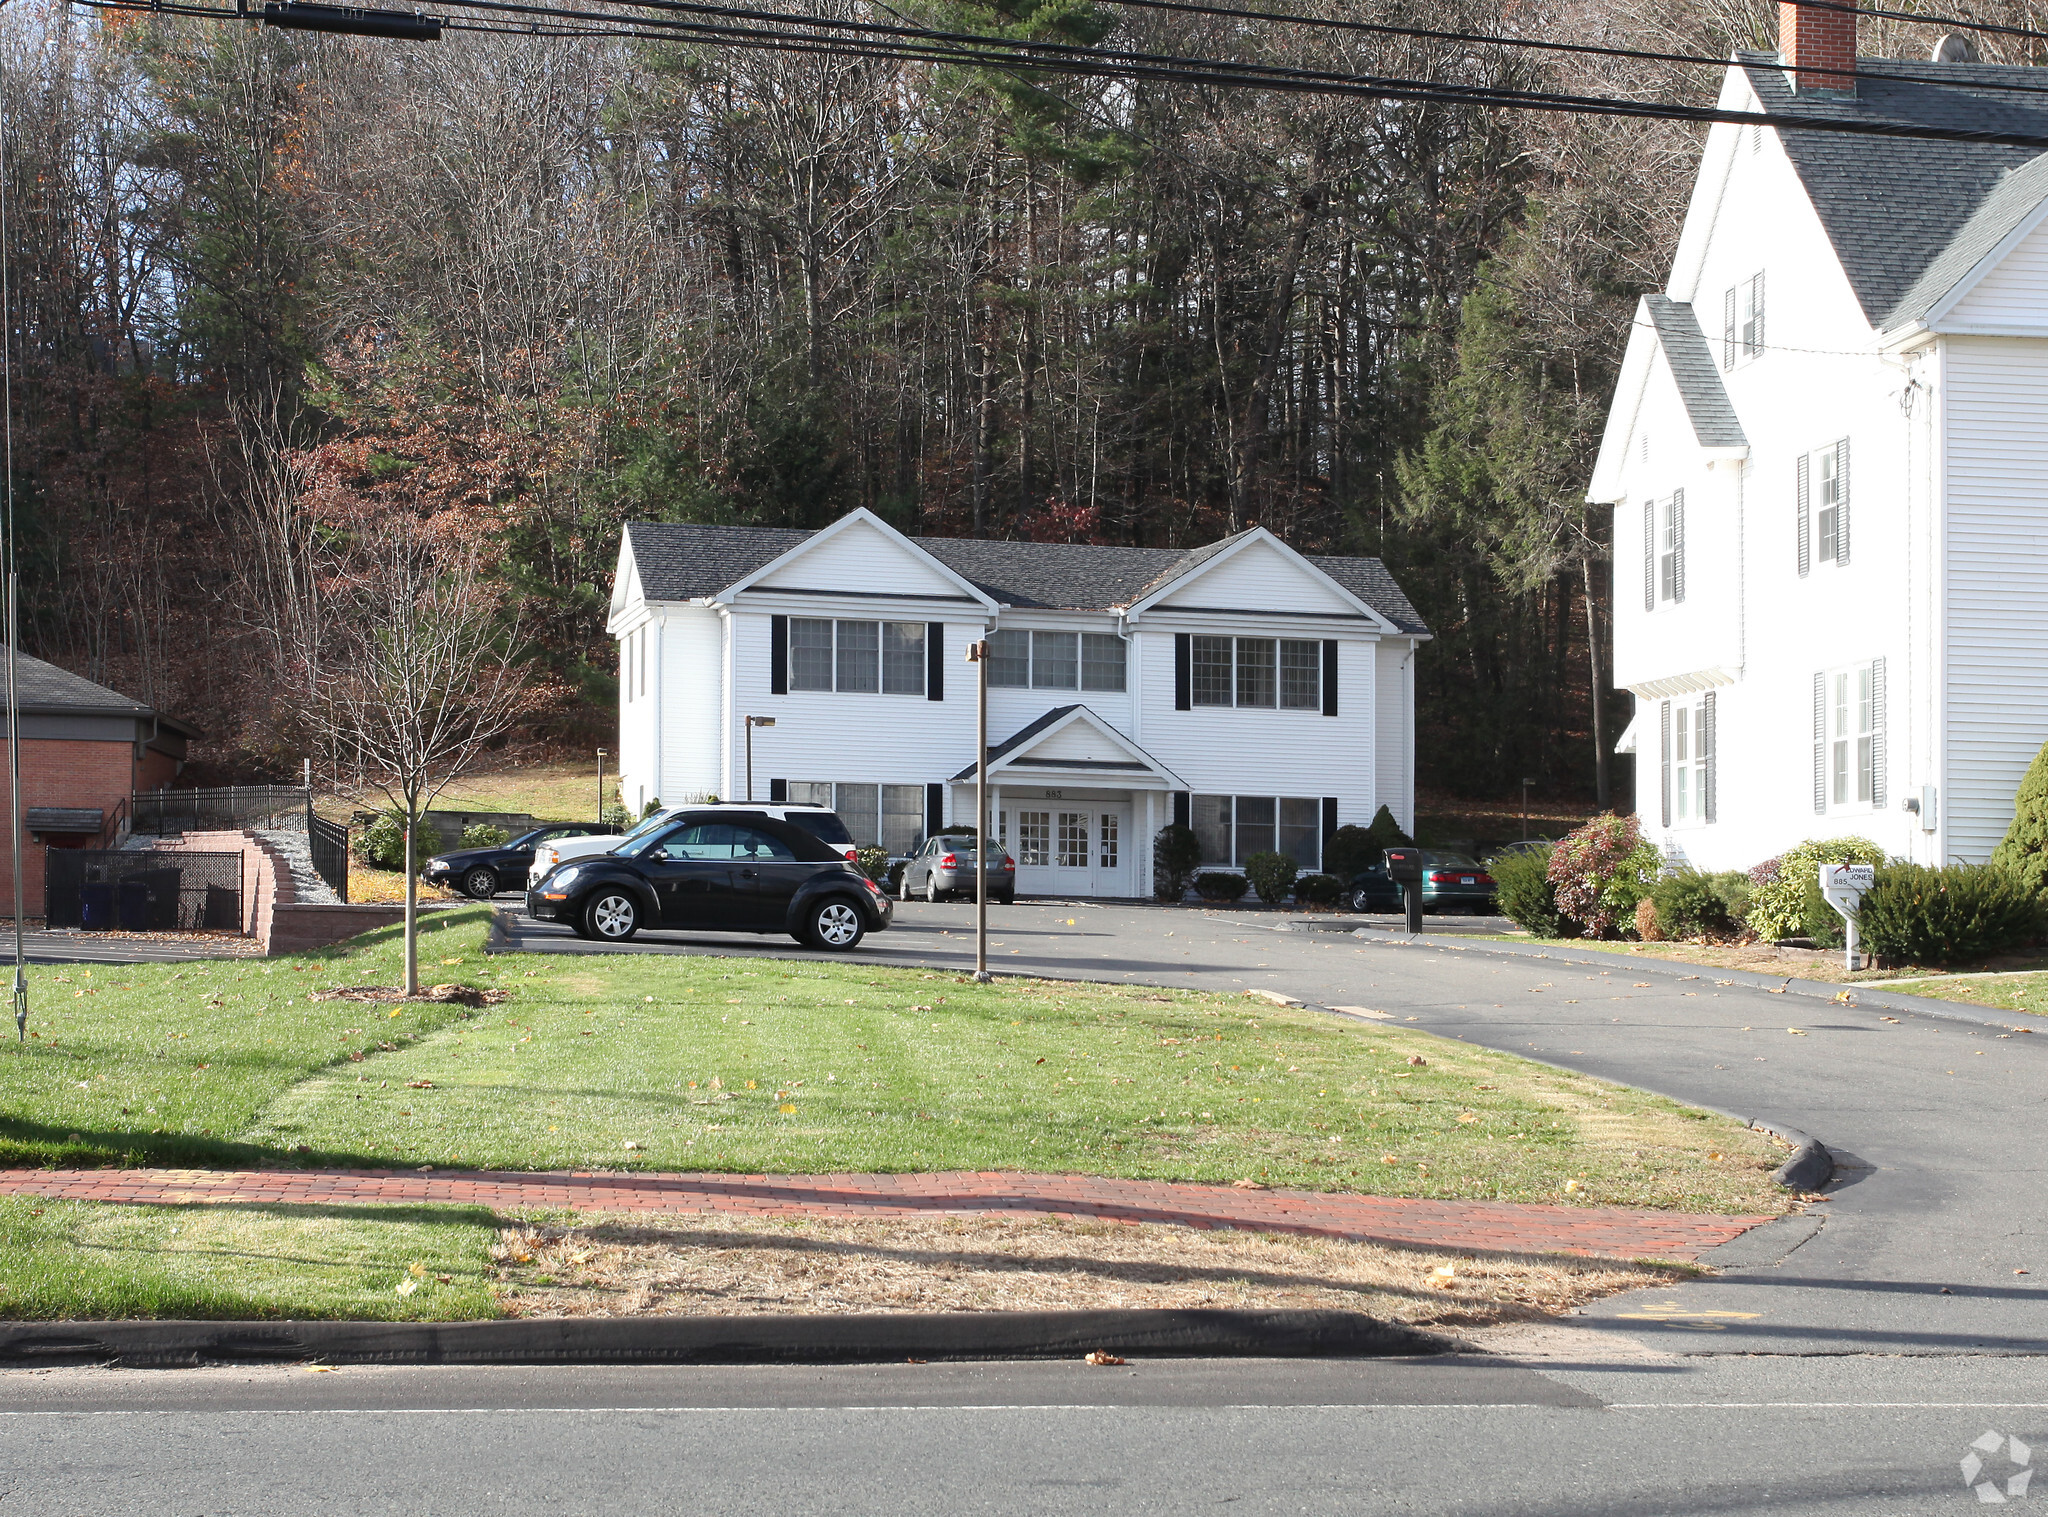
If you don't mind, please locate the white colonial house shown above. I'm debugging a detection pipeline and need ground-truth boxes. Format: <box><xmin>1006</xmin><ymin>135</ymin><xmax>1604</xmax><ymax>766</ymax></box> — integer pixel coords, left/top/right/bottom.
<box><xmin>607</xmin><ymin>510</ymin><xmax>1429</xmax><ymax>897</ymax></box>
<box><xmin>1593</xmin><ymin>11</ymin><xmax>2048</xmax><ymax>871</ymax></box>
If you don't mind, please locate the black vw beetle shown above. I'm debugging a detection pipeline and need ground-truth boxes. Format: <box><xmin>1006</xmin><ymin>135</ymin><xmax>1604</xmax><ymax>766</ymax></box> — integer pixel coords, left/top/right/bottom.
<box><xmin>422</xmin><ymin>822</ymin><xmax>620</xmax><ymax>899</ymax></box>
<box><xmin>525</xmin><ymin>809</ymin><xmax>893</xmax><ymax>950</ymax></box>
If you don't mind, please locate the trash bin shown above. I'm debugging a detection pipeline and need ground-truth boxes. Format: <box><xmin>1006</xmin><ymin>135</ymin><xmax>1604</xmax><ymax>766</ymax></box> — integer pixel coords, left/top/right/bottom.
<box><xmin>80</xmin><ymin>880</ymin><xmax>117</xmax><ymax>930</ymax></box>
<box><xmin>129</xmin><ymin>868</ymin><xmax>183</xmax><ymax>929</ymax></box>
<box><xmin>203</xmin><ymin>883</ymin><xmax>243</xmax><ymax>932</ymax></box>
<box><xmin>118</xmin><ymin>878</ymin><xmax>153</xmax><ymax>932</ymax></box>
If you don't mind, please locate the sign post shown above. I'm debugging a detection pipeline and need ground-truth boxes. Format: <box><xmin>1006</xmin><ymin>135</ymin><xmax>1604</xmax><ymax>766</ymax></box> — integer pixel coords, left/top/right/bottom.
<box><xmin>966</xmin><ymin>639</ymin><xmax>991</xmax><ymax>984</ymax></box>
<box><xmin>1818</xmin><ymin>863</ymin><xmax>1876</xmax><ymax>972</ymax></box>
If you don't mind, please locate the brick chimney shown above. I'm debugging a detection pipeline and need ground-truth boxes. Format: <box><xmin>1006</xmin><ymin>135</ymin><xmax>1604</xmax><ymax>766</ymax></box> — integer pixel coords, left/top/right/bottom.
<box><xmin>1780</xmin><ymin>0</ymin><xmax>1856</xmax><ymax>94</ymax></box>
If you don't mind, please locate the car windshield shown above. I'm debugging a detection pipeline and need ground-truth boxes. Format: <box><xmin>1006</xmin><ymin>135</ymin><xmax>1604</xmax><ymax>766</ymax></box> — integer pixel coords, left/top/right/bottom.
<box><xmin>508</xmin><ymin>829</ymin><xmax>547</xmax><ymax>849</ymax></box>
<box><xmin>784</xmin><ymin>810</ymin><xmax>855</xmax><ymax>846</ymax></box>
<box><xmin>617</xmin><ymin>811</ymin><xmax>672</xmax><ymax>844</ymax></box>
<box><xmin>1423</xmin><ymin>851</ymin><xmax>1481</xmax><ymax>869</ymax></box>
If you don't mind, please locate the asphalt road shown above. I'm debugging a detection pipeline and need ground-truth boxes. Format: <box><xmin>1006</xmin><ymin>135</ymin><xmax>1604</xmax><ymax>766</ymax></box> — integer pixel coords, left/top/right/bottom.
<box><xmin>4</xmin><ymin>1355</ymin><xmax>2045</xmax><ymax>1515</ymax></box>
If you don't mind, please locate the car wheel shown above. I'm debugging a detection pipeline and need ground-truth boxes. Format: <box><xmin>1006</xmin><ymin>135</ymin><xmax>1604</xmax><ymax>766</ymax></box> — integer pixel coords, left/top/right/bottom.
<box><xmin>997</xmin><ymin>892</ymin><xmax>1014</xmax><ymax>905</ymax></box>
<box><xmin>583</xmin><ymin>890</ymin><xmax>641</xmax><ymax>942</ymax></box>
<box><xmin>461</xmin><ymin>867</ymin><xmax>499</xmax><ymax>900</ymax></box>
<box><xmin>803</xmin><ymin>897</ymin><xmax>866</xmax><ymax>951</ymax></box>
<box><xmin>924</xmin><ymin>873</ymin><xmax>943</xmax><ymax>904</ymax></box>
<box><xmin>899</xmin><ymin>871</ymin><xmax>913</xmax><ymax>902</ymax></box>
<box><xmin>1350</xmin><ymin>889</ymin><xmax>1373</xmax><ymax>913</ymax></box>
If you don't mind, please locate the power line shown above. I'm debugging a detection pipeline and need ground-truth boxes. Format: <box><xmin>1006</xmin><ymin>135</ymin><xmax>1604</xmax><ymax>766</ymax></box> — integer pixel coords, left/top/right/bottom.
<box><xmin>70</xmin><ymin>0</ymin><xmax>2048</xmax><ymax>149</ymax></box>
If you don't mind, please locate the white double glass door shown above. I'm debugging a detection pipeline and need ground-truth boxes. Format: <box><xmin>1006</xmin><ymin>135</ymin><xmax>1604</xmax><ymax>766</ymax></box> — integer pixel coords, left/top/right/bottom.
<box><xmin>1002</xmin><ymin>803</ymin><xmax>1131</xmax><ymax>897</ymax></box>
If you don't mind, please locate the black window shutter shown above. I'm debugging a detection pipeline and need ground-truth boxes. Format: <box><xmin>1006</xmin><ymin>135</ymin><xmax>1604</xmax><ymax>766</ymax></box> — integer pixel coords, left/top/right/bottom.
<box><xmin>1870</xmin><ymin>657</ymin><xmax>1886</xmax><ymax>808</ymax></box>
<box><xmin>926</xmin><ymin>622</ymin><xmax>945</xmax><ymax>701</ymax></box>
<box><xmin>1751</xmin><ymin>271</ymin><xmax>1765</xmax><ymax>355</ymax></box>
<box><xmin>1660</xmin><ymin>700</ymin><xmax>1672</xmax><ymax>828</ymax></box>
<box><xmin>1173</xmin><ymin>792</ymin><xmax>1190</xmax><ymax>830</ymax></box>
<box><xmin>1174</xmin><ymin>634</ymin><xmax>1192</xmax><ymax>710</ymax></box>
<box><xmin>1321</xmin><ymin>797</ymin><xmax>1338</xmax><ymax>863</ymax></box>
<box><xmin>1321</xmin><ymin>641</ymin><xmax>1338</xmax><ymax>716</ymax></box>
<box><xmin>1836</xmin><ymin>439</ymin><xmax>1851</xmax><ymax>567</ymax></box>
<box><xmin>1672</xmin><ymin>488</ymin><xmax>1686</xmax><ymax>603</ymax></box>
<box><xmin>1702</xmin><ymin>691</ymin><xmax>1717</xmax><ymax>825</ymax></box>
<box><xmin>1813</xmin><ymin>673</ymin><xmax>1827</xmax><ymax>814</ymax></box>
<box><xmin>1643</xmin><ymin>499</ymin><xmax>1655</xmax><ymax>610</ymax></box>
<box><xmin>770</xmin><ymin>615</ymin><xmax>789</xmax><ymax>694</ymax></box>
<box><xmin>1723</xmin><ymin>286</ymin><xmax>1737</xmax><ymax>368</ymax></box>
<box><xmin>770</xmin><ymin>778</ymin><xmax>788</xmax><ymax>804</ymax></box>
<box><xmin>925</xmin><ymin>782</ymin><xmax>943</xmax><ymax>837</ymax></box>
<box><xmin>1796</xmin><ymin>454</ymin><xmax>1811</xmax><ymax>577</ymax></box>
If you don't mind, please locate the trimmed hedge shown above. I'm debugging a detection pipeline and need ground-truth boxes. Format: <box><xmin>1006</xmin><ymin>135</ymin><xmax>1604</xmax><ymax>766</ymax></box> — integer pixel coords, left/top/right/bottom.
<box><xmin>1194</xmin><ymin>872</ymin><xmax>1249</xmax><ymax>902</ymax></box>
<box><xmin>1292</xmin><ymin>872</ymin><xmax>1341</xmax><ymax>905</ymax></box>
<box><xmin>1244</xmin><ymin>850</ymin><xmax>1299</xmax><ymax>904</ymax></box>
<box><xmin>1321</xmin><ymin>825</ymin><xmax>1378</xmax><ymax>882</ymax></box>
<box><xmin>1858</xmin><ymin>862</ymin><xmax>2048</xmax><ymax>965</ymax></box>
<box><xmin>1648</xmin><ymin>869</ymin><xmax>1734</xmax><ymax>940</ymax></box>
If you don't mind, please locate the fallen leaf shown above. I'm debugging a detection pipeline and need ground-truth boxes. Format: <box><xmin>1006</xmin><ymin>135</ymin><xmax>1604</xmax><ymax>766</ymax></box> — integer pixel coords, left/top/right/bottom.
<box><xmin>1406</xmin><ymin>1055</ymin><xmax>1427</xmax><ymax>1067</ymax></box>
<box><xmin>1231</xmin><ymin>1178</ymin><xmax>1267</xmax><ymax>1190</ymax></box>
<box><xmin>1564</xmin><ymin>1180</ymin><xmax>1581</xmax><ymax>1193</ymax></box>
<box><xmin>1787</xmin><ymin>1028</ymin><xmax>1808</xmax><ymax>1036</ymax></box>
<box><xmin>405</xmin><ymin>1080</ymin><xmax>434</xmax><ymax>1090</ymax></box>
<box><xmin>394</xmin><ymin>1277</ymin><xmax>418</xmax><ymax>1298</ymax></box>
<box><xmin>779</xmin><ymin>1103</ymin><xmax>798</xmax><ymax>1114</ymax></box>
<box><xmin>1633</xmin><ymin>982</ymin><xmax>1651</xmax><ymax>988</ymax></box>
<box><xmin>1085</xmin><ymin>1351</ymin><xmax>1126</xmax><ymax>1367</ymax></box>
<box><xmin>623</xmin><ymin>1140</ymin><xmax>641</xmax><ymax>1150</ymax></box>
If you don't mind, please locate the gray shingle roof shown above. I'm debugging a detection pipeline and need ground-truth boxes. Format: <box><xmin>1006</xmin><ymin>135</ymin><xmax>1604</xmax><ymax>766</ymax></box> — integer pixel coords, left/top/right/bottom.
<box><xmin>1644</xmin><ymin>295</ymin><xmax>1748</xmax><ymax>448</ymax></box>
<box><xmin>1739</xmin><ymin>54</ymin><xmax>2048</xmax><ymax>326</ymax></box>
<box><xmin>11</xmin><ymin>648</ymin><xmax>151</xmax><ymax>715</ymax></box>
<box><xmin>1884</xmin><ymin>148</ymin><xmax>2048</xmax><ymax>329</ymax></box>
<box><xmin>624</xmin><ymin>521</ymin><xmax>1430</xmax><ymax>634</ymax></box>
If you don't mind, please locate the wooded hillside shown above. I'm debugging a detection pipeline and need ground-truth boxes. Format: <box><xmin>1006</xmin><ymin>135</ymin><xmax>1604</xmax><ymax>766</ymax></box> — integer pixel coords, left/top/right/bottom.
<box><xmin>8</xmin><ymin>0</ymin><xmax>2025</xmax><ymax>795</ymax></box>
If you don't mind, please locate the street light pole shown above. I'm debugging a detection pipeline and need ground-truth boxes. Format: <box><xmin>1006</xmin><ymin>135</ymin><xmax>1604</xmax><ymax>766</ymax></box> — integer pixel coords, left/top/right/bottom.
<box><xmin>744</xmin><ymin>716</ymin><xmax>776</xmax><ymax>802</ymax></box>
<box><xmin>1521</xmin><ymin>777</ymin><xmax>1534</xmax><ymax>842</ymax></box>
<box><xmin>966</xmin><ymin>639</ymin><xmax>991</xmax><ymax>984</ymax></box>
<box><xmin>595</xmin><ymin>749</ymin><xmax>606</xmax><ymax>824</ymax></box>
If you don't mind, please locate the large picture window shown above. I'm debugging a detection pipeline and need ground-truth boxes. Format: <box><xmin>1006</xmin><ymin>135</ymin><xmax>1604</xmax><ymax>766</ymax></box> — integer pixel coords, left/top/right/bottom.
<box><xmin>789</xmin><ymin>619</ymin><xmax>925</xmax><ymax>695</ymax></box>
<box><xmin>987</xmin><ymin>629</ymin><xmax>1126</xmax><ymax>691</ymax></box>
<box><xmin>1192</xmin><ymin>794</ymin><xmax>1322</xmax><ymax>869</ymax></box>
<box><xmin>1191</xmin><ymin>638</ymin><xmax>1322</xmax><ymax>710</ymax></box>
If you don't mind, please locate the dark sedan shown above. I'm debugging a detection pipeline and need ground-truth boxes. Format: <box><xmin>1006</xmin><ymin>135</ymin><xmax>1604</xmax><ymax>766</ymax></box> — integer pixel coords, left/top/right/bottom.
<box><xmin>525</xmin><ymin>811</ymin><xmax>893</xmax><ymax>950</ymax></box>
<box><xmin>1346</xmin><ymin>850</ymin><xmax>1497</xmax><ymax>914</ymax></box>
<box><xmin>423</xmin><ymin>823</ymin><xmax>621</xmax><ymax>899</ymax></box>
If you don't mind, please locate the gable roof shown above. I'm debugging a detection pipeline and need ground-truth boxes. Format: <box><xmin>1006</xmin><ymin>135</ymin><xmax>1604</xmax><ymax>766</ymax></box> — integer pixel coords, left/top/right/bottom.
<box><xmin>1643</xmin><ymin>296</ymin><xmax>1748</xmax><ymax>449</ymax></box>
<box><xmin>948</xmin><ymin>703</ymin><xmax>1186</xmax><ymax>786</ymax></box>
<box><xmin>1885</xmin><ymin>149</ymin><xmax>2048</xmax><ymax>329</ymax></box>
<box><xmin>1738</xmin><ymin>54</ymin><xmax>2048</xmax><ymax>326</ymax></box>
<box><xmin>14</xmin><ymin>649</ymin><xmax>148</xmax><ymax>716</ymax></box>
<box><xmin>623</xmin><ymin>521</ymin><xmax>1429</xmax><ymax>634</ymax></box>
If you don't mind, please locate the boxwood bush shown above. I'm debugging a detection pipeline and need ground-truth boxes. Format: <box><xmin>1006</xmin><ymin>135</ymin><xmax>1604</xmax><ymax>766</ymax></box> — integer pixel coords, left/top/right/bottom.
<box><xmin>1244</xmin><ymin>850</ymin><xmax>1299</xmax><ymax>904</ymax></box>
<box><xmin>1292</xmin><ymin>872</ymin><xmax>1341</xmax><ymax>905</ymax></box>
<box><xmin>1194</xmin><ymin>872</ymin><xmax>1249</xmax><ymax>902</ymax></box>
<box><xmin>1491</xmin><ymin>845</ymin><xmax>1566</xmax><ymax>937</ymax></box>
<box><xmin>1858</xmin><ymin>862</ymin><xmax>2048</xmax><ymax>965</ymax></box>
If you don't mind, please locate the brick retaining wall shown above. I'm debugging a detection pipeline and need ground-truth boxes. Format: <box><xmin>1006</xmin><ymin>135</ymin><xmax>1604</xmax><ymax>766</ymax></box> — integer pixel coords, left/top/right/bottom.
<box><xmin>146</xmin><ymin>830</ymin><xmax>406</xmax><ymax>955</ymax></box>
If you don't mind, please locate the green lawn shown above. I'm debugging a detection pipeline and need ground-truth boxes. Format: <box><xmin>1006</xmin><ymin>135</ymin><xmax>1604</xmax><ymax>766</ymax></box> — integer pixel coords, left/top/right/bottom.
<box><xmin>1</xmin><ymin>909</ymin><xmax>1784</xmax><ymax>1213</ymax></box>
<box><xmin>1875</xmin><ymin>973</ymin><xmax>2048</xmax><ymax>1017</ymax></box>
<box><xmin>0</xmin><ymin>1197</ymin><xmax>498</xmax><ymax>1321</ymax></box>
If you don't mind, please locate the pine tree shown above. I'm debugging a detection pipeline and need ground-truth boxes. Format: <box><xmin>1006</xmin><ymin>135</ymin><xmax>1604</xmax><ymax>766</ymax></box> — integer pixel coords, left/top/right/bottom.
<box><xmin>1992</xmin><ymin>740</ymin><xmax>2048</xmax><ymax>890</ymax></box>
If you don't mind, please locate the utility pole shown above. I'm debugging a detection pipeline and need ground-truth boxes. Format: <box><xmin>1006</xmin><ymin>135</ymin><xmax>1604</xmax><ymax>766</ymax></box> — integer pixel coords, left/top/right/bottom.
<box><xmin>745</xmin><ymin>716</ymin><xmax>776</xmax><ymax>803</ymax></box>
<box><xmin>966</xmin><ymin>639</ymin><xmax>991</xmax><ymax>983</ymax></box>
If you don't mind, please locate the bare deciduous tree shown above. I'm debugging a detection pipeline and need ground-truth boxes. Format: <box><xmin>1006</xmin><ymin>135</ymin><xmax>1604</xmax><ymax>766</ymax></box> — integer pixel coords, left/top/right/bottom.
<box><xmin>295</xmin><ymin>522</ymin><xmax>530</xmax><ymax>994</ymax></box>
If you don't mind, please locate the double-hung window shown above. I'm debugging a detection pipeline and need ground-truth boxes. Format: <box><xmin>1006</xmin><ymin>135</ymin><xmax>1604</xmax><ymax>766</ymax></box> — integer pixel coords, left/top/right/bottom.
<box><xmin>1673</xmin><ymin>701</ymin><xmax>1705</xmax><ymax>824</ymax></box>
<box><xmin>985</xmin><ymin>629</ymin><xmax>1126</xmax><ymax>690</ymax></box>
<box><xmin>1190</xmin><ymin>637</ymin><xmax>1322</xmax><ymax>710</ymax></box>
<box><xmin>1191</xmin><ymin>794</ymin><xmax>1322</xmax><ymax>870</ymax></box>
<box><xmin>786</xmin><ymin>780</ymin><xmax>925</xmax><ymax>854</ymax></box>
<box><xmin>1645</xmin><ymin>492</ymin><xmax>1685</xmax><ymax>608</ymax></box>
<box><xmin>1722</xmin><ymin>272</ymin><xmax>1765</xmax><ymax>368</ymax></box>
<box><xmin>1831</xmin><ymin>667</ymin><xmax>1874</xmax><ymax>808</ymax></box>
<box><xmin>789</xmin><ymin>619</ymin><xmax>925</xmax><ymax>696</ymax></box>
<box><xmin>1798</xmin><ymin>439</ymin><xmax>1850</xmax><ymax>573</ymax></box>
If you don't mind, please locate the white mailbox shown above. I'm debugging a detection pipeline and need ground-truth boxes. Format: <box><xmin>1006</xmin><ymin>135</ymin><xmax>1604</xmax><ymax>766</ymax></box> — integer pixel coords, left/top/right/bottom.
<box><xmin>1818</xmin><ymin>863</ymin><xmax>1877</xmax><ymax>971</ymax></box>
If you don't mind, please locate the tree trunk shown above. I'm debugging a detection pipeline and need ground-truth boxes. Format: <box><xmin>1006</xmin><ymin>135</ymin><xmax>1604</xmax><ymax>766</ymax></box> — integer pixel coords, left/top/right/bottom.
<box><xmin>1581</xmin><ymin>556</ymin><xmax>1611</xmax><ymax>809</ymax></box>
<box><xmin>1230</xmin><ymin>180</ymin><xmax>1324</xmax><ymax>529</ymax></box>
<box><xmin>403</xmin><ymin>809</ymin><xmax>420</xmax><ymax>997</ymax></box>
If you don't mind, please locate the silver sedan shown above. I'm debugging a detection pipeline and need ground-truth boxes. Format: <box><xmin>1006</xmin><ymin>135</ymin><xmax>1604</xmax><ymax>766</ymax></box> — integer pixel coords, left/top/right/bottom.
<box><xmin>899</xmin><ymin>834</ymin><xmax>1016</xmax><ymax>904</ymax></box>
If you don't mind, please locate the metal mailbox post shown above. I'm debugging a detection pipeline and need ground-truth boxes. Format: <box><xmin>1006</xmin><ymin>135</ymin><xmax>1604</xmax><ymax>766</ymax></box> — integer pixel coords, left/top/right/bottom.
<box><xmin>1384</xmin><ymin>846</ymin><xmax>1424</xmax><ymax>935</ymax></box>
<box><xmin>1819</xmin><ymin>863</ymin><xmax>1877</xmax><ymax>972</ymax></box>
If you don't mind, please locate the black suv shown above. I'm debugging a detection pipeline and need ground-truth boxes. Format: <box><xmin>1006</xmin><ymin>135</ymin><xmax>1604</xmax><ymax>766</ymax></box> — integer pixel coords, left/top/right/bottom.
<box><xmin>423</xmin><ymin>823</ymin><xmax>621</xmax><ymax>899</ymax></box>
<box><xmin>525</xmin><ymin>810</ymin><xmax>893</xmax><ymax>950</ymax></box>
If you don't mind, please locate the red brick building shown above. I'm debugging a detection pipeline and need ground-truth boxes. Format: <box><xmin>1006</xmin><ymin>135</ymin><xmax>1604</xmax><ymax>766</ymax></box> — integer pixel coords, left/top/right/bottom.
<box><xmin>2</xmin><ymin>651</ymin><xmax>197</xmax><ymax>917</ymax></box>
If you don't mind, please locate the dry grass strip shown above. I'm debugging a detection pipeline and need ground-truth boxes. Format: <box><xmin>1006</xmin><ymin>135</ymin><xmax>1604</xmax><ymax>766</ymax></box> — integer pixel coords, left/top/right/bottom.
<box><xmin>491</xmin><ymin>1213</ymin><xmax>1685</xmax><ymax>1329</ymax></box>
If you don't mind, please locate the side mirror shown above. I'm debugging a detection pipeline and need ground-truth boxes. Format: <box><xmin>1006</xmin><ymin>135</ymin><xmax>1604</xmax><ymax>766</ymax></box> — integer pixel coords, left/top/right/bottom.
<box><xmin>1384</xmin><ymin>847</ymin><xmax>1423</xmax><ymax>883</ymax></box>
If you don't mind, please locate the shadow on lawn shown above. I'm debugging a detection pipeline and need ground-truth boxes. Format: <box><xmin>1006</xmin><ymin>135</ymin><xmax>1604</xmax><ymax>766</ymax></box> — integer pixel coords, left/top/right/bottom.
<box><xmin>0</xmin><ymin>1114</ymin><xmax>431</xmax><ymax>1172</ymax></box>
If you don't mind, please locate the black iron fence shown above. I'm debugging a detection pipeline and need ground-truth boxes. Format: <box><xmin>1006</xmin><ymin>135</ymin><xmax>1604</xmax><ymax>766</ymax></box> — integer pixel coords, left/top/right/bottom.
<box><xmin>45</xmin><ymin>849</ymin><xmax>247</xmax><ymax>933</ymax></box>
<box><xmin>308</xmin><ymin>813</ymin><xmax>350</xmax><ymax>902</ymax></box>
<box><xmin>132</xmin><ymin>786</ymin><xmax>309</xmax><ymax>837</ymax></box>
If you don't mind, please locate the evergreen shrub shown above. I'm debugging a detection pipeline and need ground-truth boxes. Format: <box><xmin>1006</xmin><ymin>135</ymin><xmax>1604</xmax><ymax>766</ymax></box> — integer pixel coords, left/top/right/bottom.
<box><xmin>1153</xmin><ymin>825</ymin><xmax>1202</xmax><ymax>901</ymax></box>
<box><xmin>1244</xmin><ymin>850</ymin><xmax>1299</xmax><ymax>904</ymax></box>
<box><xmin>855</xmin><ymin>846</ymin><xmax>890</xmax><ymax>882</ymax></box>
<box><xmin>1320</xmin><ymin>825</ymin><xmax>1379</xmax><ymax>882</ymax></box>
<box><xmin>1364</xmin><ymin>805</ymin><xmax>1415</xmax><ymax>861</ymax></box>
<box><xmin>1292</xmin><ymin>872</ymin><xmax>1342</xmax><ymax>905</ymax></box>
<box><xmin>1194</xmin><ymin>872</ymin><xmax>1249</xmax><ymax>902</ymax></box>
<box><xmin>1858</xmin><ymin>863</ymin><xmax>2048</xmax><ymax>965</ymax></box>
<box><xmin>460</xmin><ymin>823</ymin><xmax>511</xmax><ymax>850</ymax></box>
<box><xmin>1991</xmin><ymin>738</ymin><xmax>2048</xmax><ymax>893</ymax></box>
<box><xmin>1490</xmin><ymin>845</ymin><xmax>1565</xmax><ymax>937</ymax></box>
<box><xmin>1648</xmin><ymin>869</ymin><xmax>1734</xmax><ymax>940</ymax></box>
<box><xmin>357</xmin><ymin>812</ymin><xmax>408</xmax><ymax>871</ymax></box>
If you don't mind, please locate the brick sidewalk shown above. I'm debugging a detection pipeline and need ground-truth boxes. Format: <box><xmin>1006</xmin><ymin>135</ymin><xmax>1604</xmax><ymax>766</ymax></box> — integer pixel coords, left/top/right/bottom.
<box><xmin>0</xmin><ymin>1167</ymin><xmax>1773</xmax><ymax>1261</ymax></box>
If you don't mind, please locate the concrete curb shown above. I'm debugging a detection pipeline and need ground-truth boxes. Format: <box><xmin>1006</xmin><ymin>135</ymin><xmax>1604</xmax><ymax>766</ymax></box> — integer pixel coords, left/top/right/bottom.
<box><xmin>0</xmin><ymin>1310</ymin><xmax>1457</xmax><ymax>1369</ymax></box>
